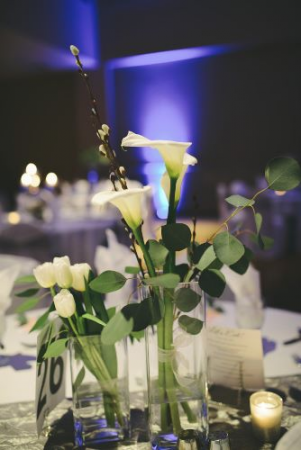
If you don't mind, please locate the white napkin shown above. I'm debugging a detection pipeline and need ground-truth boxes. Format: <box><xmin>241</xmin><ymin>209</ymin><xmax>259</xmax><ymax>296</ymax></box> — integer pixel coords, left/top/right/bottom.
<box><xmin>275</xmin><ymin>421</ymin><xmax>301</xmax><ymax>450</ymax></box>
<box><xmin>0</xmin><ymin>259</ymin><xmax>22</xmax><ymax>344</ymax></box>
<box><xmin>94</xmin><ymin>230</ymin><xmax>137</xmax><ymax>308</ymax></box>
<box><xmin>222</xmin><ymin>263</ymin><xmax>264</xmax><ymax>328</ymax></box>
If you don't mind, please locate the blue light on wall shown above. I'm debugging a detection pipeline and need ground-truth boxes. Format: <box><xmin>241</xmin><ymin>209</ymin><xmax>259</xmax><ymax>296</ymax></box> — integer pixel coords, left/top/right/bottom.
<box><xmin>105</xmin><ymin>44</ymin><xmax>242</xmax><ymax>217</ymax></box>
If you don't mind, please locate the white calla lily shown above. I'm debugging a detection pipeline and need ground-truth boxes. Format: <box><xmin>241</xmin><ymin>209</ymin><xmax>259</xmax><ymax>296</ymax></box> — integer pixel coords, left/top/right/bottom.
<box><xmin>92</xmin><ymin>186</ymin><xmax>151</xmax><ymax>230</ymax></box>
<box><xmin>70</xmin><ymin>263</ymin><xmax>91</xmax><ymax>292</ymax></box>
<box><xmin>121</xmin><ymin>131</ymin><xmax>192</xmax><ymax>179</ymax></box>
<box><xmin>53</xmin><ymin>289</ymin><xmax>76</xmax><ymax>318</ymax></box>
<box><xmin>33</xmin><ymin>262</ymin><xmax>56</xmax><ymax>288</ymax></box>
<box><xmin>161</xmin><ymin>153</ymin><xmax>198</xmax><ymax>203</ymax></box>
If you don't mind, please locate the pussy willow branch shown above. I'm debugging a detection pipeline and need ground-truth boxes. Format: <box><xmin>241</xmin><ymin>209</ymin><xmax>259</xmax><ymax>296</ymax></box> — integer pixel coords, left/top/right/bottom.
<box><xmin>72</xmin><ymin>51</ymin><xmax>149</xmax><ymax>275</ymax></box>
<box><xmin>72</xmin><ymin>53</ymin><xmax>127</xmax><ymax>191</ymax></box>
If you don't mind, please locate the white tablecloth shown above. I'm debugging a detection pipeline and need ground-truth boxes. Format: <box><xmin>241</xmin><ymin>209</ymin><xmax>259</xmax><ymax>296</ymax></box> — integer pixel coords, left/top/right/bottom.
<box><xmin>0</xmin><ymin>302</ymin><xmax>301</xmax><ymax>405</ymax></box>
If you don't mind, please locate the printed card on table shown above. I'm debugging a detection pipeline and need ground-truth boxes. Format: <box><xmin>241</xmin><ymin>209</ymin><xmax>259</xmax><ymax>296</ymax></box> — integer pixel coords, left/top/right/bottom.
<box><xmin>207</xmin><ymin>326</ymin><xmax>265</xmax><ymax>390</ymax></box>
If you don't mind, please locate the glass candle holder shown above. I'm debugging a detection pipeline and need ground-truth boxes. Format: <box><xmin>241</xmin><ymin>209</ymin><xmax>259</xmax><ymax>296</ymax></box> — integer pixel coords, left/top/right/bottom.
<box><xmin>250</xmin><ymin>391</ymin><xmax>283</xmax><ymax>443</ymax></box>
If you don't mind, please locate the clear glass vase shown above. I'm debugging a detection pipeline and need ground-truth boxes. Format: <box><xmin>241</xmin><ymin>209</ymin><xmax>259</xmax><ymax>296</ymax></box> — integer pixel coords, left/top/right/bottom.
<box><xmin>145</xmin><ymin>282</ymin><xmax>209</xmax><ymax>449</ymax></box>
<box><xmin>69</xmin><ymin>334</ymin><xmax>130</xmax><ymax>447</ymax></box>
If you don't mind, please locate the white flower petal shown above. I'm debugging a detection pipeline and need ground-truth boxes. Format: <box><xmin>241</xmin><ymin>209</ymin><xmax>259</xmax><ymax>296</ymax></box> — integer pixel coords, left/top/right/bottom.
<box><xmin>121</xmin><ymin>131</ymin><xmax>192</xmax><ymax>179</ymax></box>
<box><xmin>92</xmin><ymin>186</ymin><xmax>151</xmax><ymax>230</ymax></box>
<box><xmin>53</xmin><ymin>289</ymin><xmax>76</xmax><ymax>318</ymax></box>
<box><xmin>161</xmin><ymin>152</ymin><xmax>198</xmax><ymax>202</ymax></box>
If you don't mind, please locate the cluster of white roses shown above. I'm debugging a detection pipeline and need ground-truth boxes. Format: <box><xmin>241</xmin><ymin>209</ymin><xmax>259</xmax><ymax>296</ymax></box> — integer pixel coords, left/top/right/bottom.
<box><xmin>33</xmin><ymin>256</ymin><xmax>91</xmax><ymax>318</ymax></box>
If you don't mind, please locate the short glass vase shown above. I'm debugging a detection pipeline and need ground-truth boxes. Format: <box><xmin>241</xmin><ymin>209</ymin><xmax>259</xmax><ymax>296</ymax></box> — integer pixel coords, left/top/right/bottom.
<box><xmin>69</xmin><ymin>334</ymin><xmax>130</xmax><ymax>447</ymax></box>
<box><xmin>144</xmin><ymin>281</ymin><xmax>209</xmax><ymax>449</ymax></box>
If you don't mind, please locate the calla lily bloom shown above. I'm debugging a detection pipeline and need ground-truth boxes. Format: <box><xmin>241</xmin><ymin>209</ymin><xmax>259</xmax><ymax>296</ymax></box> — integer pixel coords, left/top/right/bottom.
<box><xmin>71</xmin><ymin>263</ymin><xmax>91</xmax><ymax>292</ymax></box>
<box><xmin>161</xmin><ymin>153</ymin><xmax>198</xmax><ymax>203</ymax></box>
<box><xmin>53</xmin><ymin>289</ymin><xmax>76</xmax><ymax>318</ymax></box>
<box><xmin>33</xmin><ymin>262</ymin><xmax>56</xmax><ymax>288</ymax></box>
<box><xmin>121</xmin><ymin>132</ymin><xmax>192</xmax><ymax>179</ymax></box>
<box><xmin>92</xmin><ymin>186</ymin><xmax>151</xmax><ymax>230</ymax></box>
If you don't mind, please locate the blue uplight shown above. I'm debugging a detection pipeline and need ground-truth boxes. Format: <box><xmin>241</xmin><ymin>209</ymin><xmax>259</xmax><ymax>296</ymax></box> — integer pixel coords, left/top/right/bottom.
<box><xmin>105</xmin><ymin>44</ymin><xmax>242</xmax><ymax>217</ymax></box>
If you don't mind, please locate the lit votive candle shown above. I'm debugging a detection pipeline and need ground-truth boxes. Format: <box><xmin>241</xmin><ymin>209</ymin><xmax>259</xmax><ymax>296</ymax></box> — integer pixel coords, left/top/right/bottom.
<box><xmin>250</xmin><ymin>391</ymin><xmax>283</xmax><ymax>443</ymax></box>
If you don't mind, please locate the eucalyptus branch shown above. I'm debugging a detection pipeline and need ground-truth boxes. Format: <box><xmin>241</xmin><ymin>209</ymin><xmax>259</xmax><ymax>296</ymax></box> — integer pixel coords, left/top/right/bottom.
<box><xmin>70</xmin><ymin>45</ymin><xmax>128</xmax><ymax>191</ymax></box>
<box><xmin>207</xmin><ymin>186</ymin><xmax>269</xmax><ymax>242</ymax></box>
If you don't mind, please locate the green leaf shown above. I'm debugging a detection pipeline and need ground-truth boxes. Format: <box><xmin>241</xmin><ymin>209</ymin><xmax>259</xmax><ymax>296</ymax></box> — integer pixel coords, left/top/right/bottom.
<box><xmin>82</xmin><ymin>313</ymin><xmax>107</xmax><ymax>327</ymax></box>
<box><xmin>130</xmin><ymin>330</ymin><xmax>144</xmax><ymax>341</ymax></box>
<box><xmin>90</xmin><ymin>271</ymin><xmax>127</xmax><ymax>294</ymax></box>
<box><xmin>73</xmin><ymin>366</ymin><xmax>85</xmax><ymax>392</ymax></box>
<box><xmin>255</xmin><ymin>213</ymin><xmax>263</xmax><ymax>234</ymax></box>
<box><xmin>30</xmin><ymin>303</ymin><xmax>55</xmax><ymax>332</ymax></box>
<box><xmin>15</xmin><ymin>275</ymin><xmax>37</xmax><ymax>285</ymax></box>
<box><xmin>196</xmin><ymin>245</ymin><xmax>216</xmax><ymax>271</ymax></box>
<box><xmin>15</xmin><ymin>297</ymin><xmax>40</xmax><ymax>313</ymax></box>
<box><xmin>44</xmin><ymin>338</ymin><xmax>68</xmax><ymax>358</ymax></box>
<box><xmin>175</xmin><ymin>287</ymin><xmax>201</xmax><ymax>312</ymax></box>
<box><xmin>174</xmin><ymin>264</ymin><xmax>190</xmax><ymax>281</ymax></box>
<box><xmin>178</xmin><ymin>315</ymin><xmax>203</xmax><ymax>335</ymax></box>
<box><xmin>261</xmin><ymin>235</ymin><xmax>274</xmax><ymax>250</ymax></box>
<box><xmin>122</xmin><ymin>296</ymin><xmax>162</xmax><ymax>331</ymax></box>
<box><xmin>229</xmin><ymin>246</ymin><xmax>254</xmax><ymax>275</ymax></box>
<box><xmin>225</xmin><ymin>195</ymin><xmax>255</xmax><ymax>207</ymax></box>
<box><xmin>213</xmin><ymin>232</ymin><xmax>245</xmax><ymax>265</ymax></box>
<box><xmin>101</xmin><ymin>312</ymin><xmax>133</xmax><ymax>345</ymax></box>
<box><xmin>16</xmin><ymin>288</ymin><xmax>40</xmax><ymax>298</ymax></box>
<box><xmin>265</xmin><ymin>157</ymin><xmax>301</xmax><ymax>191</ymax></box>
<box><xmin>199</xmin><ymin>269</ymin><xmax>226</xmax><ymax>298</ymax></box>
<box><xmin>144</xmin><ymin>273</ymin><xmax>180</xmax><ymax>289</ymax></box>
<box><xmin>125</xmin><ymin>266</ymin><xmax>140</xmax><ymax>275</ymax></box>
<box><xmin>146</xmin><ymin>240</ymin><xmax>169</xmax><ymax>268</ymax></box>
<box><xmin>161</xmin><ymin>223</ymin><xmax>192</xmax><ymax>251</ymax></box>
<box><xmin>192</xmin><ymin>243</ymin><xmax>211</xmax><ymax>264</ymax></box>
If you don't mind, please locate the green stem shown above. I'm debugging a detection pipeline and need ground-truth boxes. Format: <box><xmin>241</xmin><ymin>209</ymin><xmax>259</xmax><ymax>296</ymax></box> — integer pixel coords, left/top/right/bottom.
<box><xmin>167</xmin><ymin>177</ymin><xmax>178</xmax><ymax>225</ymax></box>
<box><xmin>207</xmin><ymin>186</ymin><xmax>269</xmax><ymax>242</ymax></box>
<box><xmin>133</xmin><ymin>226</ymin><xmax>156</xmax><ymax>277</ymax></box>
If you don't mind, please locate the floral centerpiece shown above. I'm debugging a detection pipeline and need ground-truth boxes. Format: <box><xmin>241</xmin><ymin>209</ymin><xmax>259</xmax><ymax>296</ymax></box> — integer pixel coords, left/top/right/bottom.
<box><xmin>16</xmin><ymin>44</ymin><xmax>301</xmax><ymax>448</ymax></box>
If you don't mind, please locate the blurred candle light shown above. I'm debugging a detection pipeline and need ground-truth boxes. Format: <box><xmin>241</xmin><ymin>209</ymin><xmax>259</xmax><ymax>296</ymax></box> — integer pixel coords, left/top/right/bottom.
<box><xmin>25</xmin><ymin>163</ymin><xmax>38</xmax><ymax>175</ymax></box>
<box><xmin>7</xmin><ymin>211</ymin><xmax>20</xmax><ymax>224</ymax></box>
<box><xmin>45</xmin><ymin>172</ymin><xmax>58</xmax><ymax>188</ymax></box>
<box><xmin>275</xmin><ymin>191</ymin><xmax>286</xmax><ymax>196</ymax></box>
<box><xmin>250</xmin><ymin>391</ymin><xmax>283</xmax><ymax>443</ymax></box>
<box><xmin>31</xmin><ymin>174</ymin><xmax>41</xmax><ymax>188</ymax></box>
<box><xmin>20</xmin><ymin>172</ymin><xmax>32</xmax><ymax>188</ymax></box>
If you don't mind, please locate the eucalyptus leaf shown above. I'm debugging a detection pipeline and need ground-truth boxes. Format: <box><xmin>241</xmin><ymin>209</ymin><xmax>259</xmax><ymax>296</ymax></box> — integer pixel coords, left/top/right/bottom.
<box><xmin>175</xmin><ymin>263</ymin><xmax>190</xmax><ymax>281</ymax></box>
<box><xmin>161</xmin><ymin>223</ymin><xmax>192</xmax><ymax>251</ymax></box>
<box><xmin>90</xmin><ymin>271</ymin><xmax>127</xmax><ymax>294</ymax></box>
<box><xmin>199</xmin><ymin>269</ymin><xmax>226</xmax><ymax>298</ymax></box>
<box><xmin>44</xmin><ymin>338</ymin><xmax>68</xmax><ymax>358</ymax></box>
<box><xmin>178</xmin><ymin>315</ymin><xmax>203</xmax><ymax>335</ymax></box>
<box><xmin>192</xmin><ymin>243</ymin><xmax>211</xmax><ymax>265</ymax></box>
<box><xmin>16</xmin><ymin>288</ymin><xmax>40</xmax><ymax>298</ymax></box>
<box><xmin>144</xmin><ymin>273</ymin><xmax>180</xmax><ymax>289</ymax></box>
<box><xmin>82</xmin><ymin>313</ymin><xmax>107</xmax><ymax>327</ymax></box>
<box><xmin>213</xmin><ymin>232</ymin><xmax>245</xmax><ymax>265</ymax></box>
<box><xmin>175</xmin><ymin>287</ymin><xmax>201</xmax><ymax>312</ymax></box>
<box><xmin>101</xmin><ymin>312</ymin><xmax>133</xmax><ymax>345</ymax></box>
<box><xmin>225</xmin><ymin>195</ymin><xmax>255</xmax><ymax>207</ymax></box>
<box><xmin>229</xmin><ymin>246</ymin><xmax>254</xmax><ymax>275</ymax></box>
<box><xmin>265</xmin><ymin>157</ymin><xmax>301</xmax><ymax>191</ymax></box>
<box><xmin>15</xmin><ymin>275</ymin><xmax>37</xmax><ymax>285</ymax></box>
<box><xmin>16</xmin><ymin>297</ymin><xmax>40</xmax><ymax>313</ymax></box>
<box><xmin>196</xmin><ymin>245</ymin><xmax>216</xmax><ymax>271</ymax></box>
<box><xmin>255</xmin><ymin>213</ymin><xmax>263</xmax><ymax>234</ymax></box>
<box><xmin>73</xmin><ymin>366</ymin><xmax>85</xmax><ymax>392</ymax></box>
<box><xmin>125</xmin><ymin>266</ymin><xmax>140</xmax><ymax>275</ymax></box>
<box><xmin>146</xmin><ymin>240</ymin><xmax>169</xmax><ymax>268</ymax></box>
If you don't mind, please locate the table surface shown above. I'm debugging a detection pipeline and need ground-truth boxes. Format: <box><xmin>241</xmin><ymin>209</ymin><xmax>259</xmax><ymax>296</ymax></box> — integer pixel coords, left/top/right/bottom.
<box><xmin>1</xmin><ymin>302</ymin><xmax>301</xmax><ymax>449</ymax></box>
